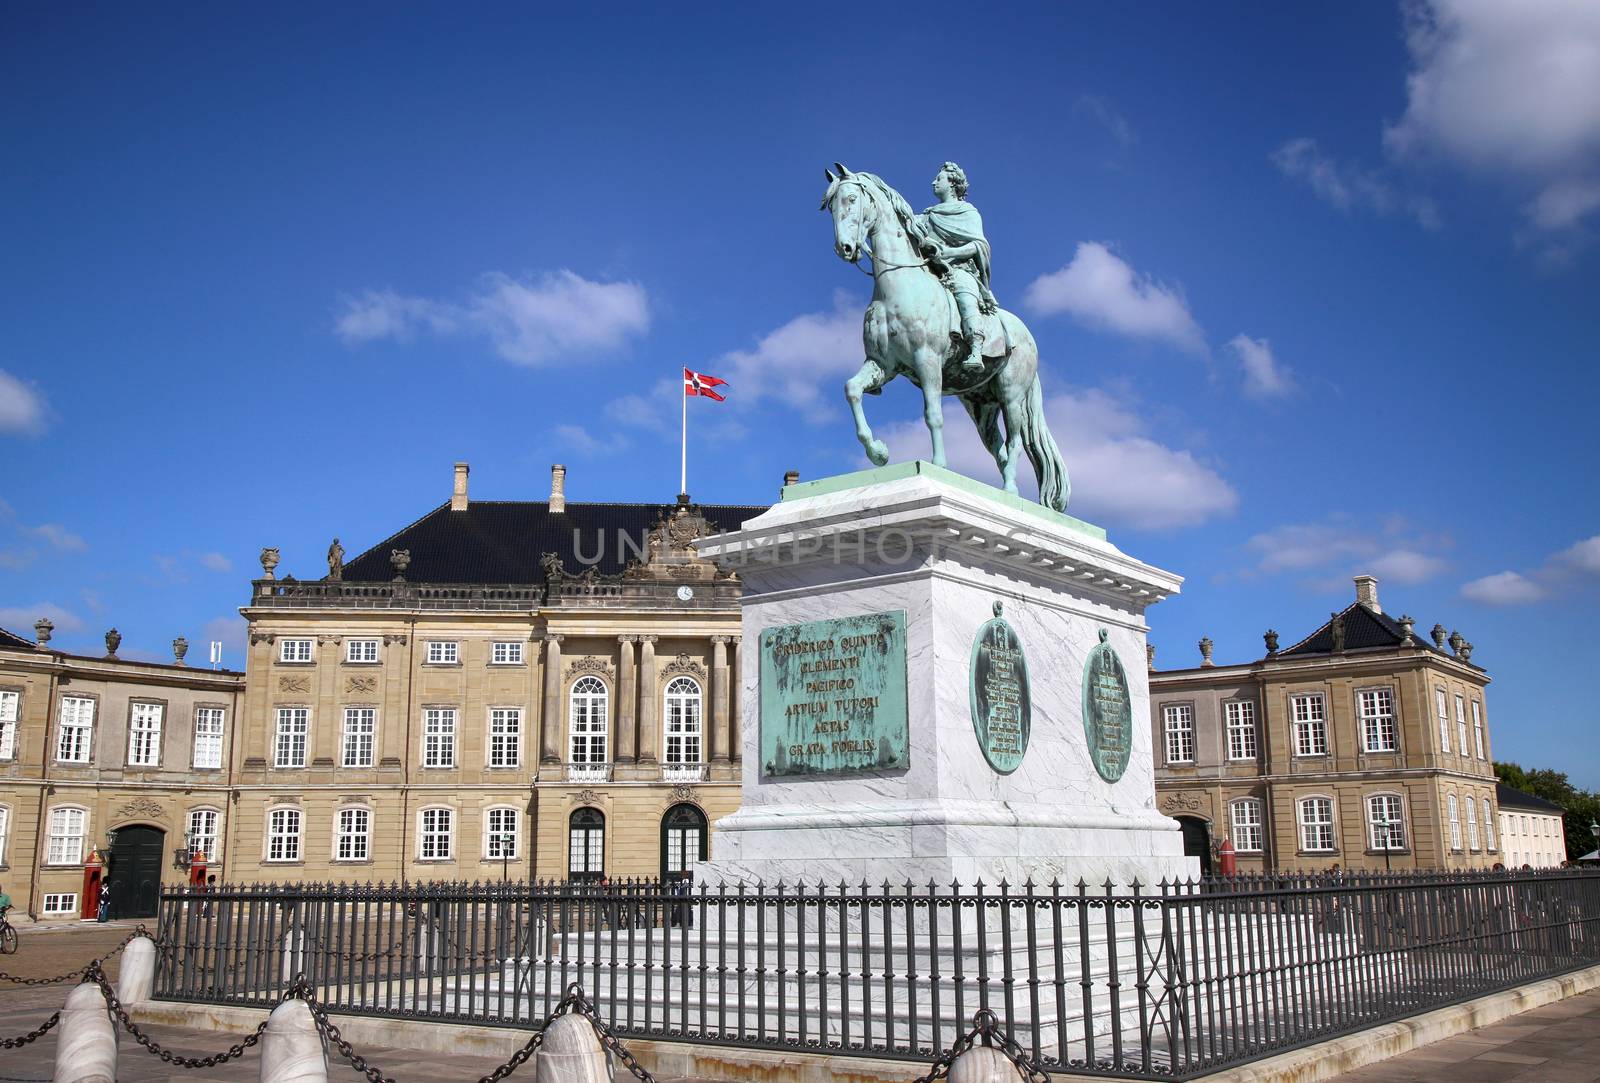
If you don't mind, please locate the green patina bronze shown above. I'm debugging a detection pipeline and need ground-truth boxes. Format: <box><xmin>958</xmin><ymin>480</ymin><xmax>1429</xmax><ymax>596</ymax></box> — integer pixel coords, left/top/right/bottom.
<box><xmin>759</xmin><ymin>610</ymin><xmax>909</xmax><ymax>778</ymax></box>
<box><xmin>969</xmin><ymin>601</ymin><xmax>1031</xmax><ymax>774</ymax></box>
<box><xmin>1082</xmin><ymin>628</ymin><xmax>1132</xmax><ymax>783</ymax></box>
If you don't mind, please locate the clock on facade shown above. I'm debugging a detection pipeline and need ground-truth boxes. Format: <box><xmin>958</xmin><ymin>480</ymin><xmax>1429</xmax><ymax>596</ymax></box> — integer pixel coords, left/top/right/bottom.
<box><xmin>676</xmin><ymin>585</ymin><xmax>695</xmax><ymax>601</ymax></box>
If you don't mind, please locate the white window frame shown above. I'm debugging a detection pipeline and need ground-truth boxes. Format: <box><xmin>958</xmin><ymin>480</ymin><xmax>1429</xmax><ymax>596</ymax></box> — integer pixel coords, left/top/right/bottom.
<box><xmin>568</xmin><ymin>809</ymin><xmax>604</xmax><ymax>877</ymax></box>
<box><xmin>1482</xmin><ymin>798</ymin><xmax>1496</xmax><ymax>851</ymax></box>
<box><xmin>335</xmin><ymin>806</ymin><xmax>371</xmax><ymax>862</ymax></box>
<box><xmin>568</xmin><ymin>677</ymin><xmax>609</xmax><ymax>765</ymax></box>
<box><xmin>488</xmin><ymin>707</ymin><xmax>522</xmax><ymax>769</ymax></box>
<box><xmin>422</xmin><ymin>708</ymin><xmax>457</xmax><ymax>768</ymax></box>
<box><xmin>274</xmin><ymin>707</ymin><xmax>309</xmax><ymax>768</ymax></box>
<box><xmin>664</xmin><ymin>677</ymin><xmax>703</xmax><ymax>765</ymax></box>
<box><xmin>266</xmin><ymin>806</ymin><xmax>302</xmax><ymax>862</ymax></box>
<box><xmin>187</xmin><ymin>807</ymin><xmax>220</xmax><ymax>862</ymax></box>
<box><xmin>342</xmin><ymin>707</ymin><xmax>376</xmax><ymax>768</ymax></box>
<box><xmin>1162</xmin><ymin>703</ymin><xmax>1195</xmax><ymax>764</ymax></box>
<box><xmin>127</xmin><ymin>701</ymin><xmax>164</xmax><ymax>766</ymax></box>
<box><xmin>1435</xmin><ymin>687</ymin><xmax>1451</xmax><ymax>753</ymax></box>
<box><xmin>1472</xmin><ymin>700</ymin><xmax>1485</xmax><ymax>759</ymax></box>
<box><xmin>417</xmin><ymin>806</ymin><xmax>454</xmax><ymax>861</ymax></box>
<box><xmin>192</xmin><ymin>707</ymin><xmax>225</xmax><ymax>769</ymax></box>
<box><xmin>0</xmin><ymin>689</ymin><xmax>19</xmax><ymax>760</ymax></box>
<box><xmin>1466</xmin><ymin>798</ymin><xmax>1480</xmax><ymax>850</ymax></box>
<box><xmin>0</xmin><ymin>805</ymin><xmax>10</xmax><ymax>865</ymax></box>
<box><xmin>46</xmin><ymin>806</ymin><xmax>88</xmax><ymax>865</ymax></box>
<box><xmin>1454</xmin><ymin>694</ymin><xmax>1468</xmax><ymax>756</ymax></box>
<box><xmin>1229</xmin><ymin>799</ymin><xmax>1264</xmax><ymax>853</ymax></box>
<box><xmin>1447</xmin><ymin>794</ymin><xmax>1462</xmax><ymax>850</ymax></box>
<box><xmin>425</xmin><ymin>641</ymin><xmax>459</xmax><ymax>665</ymax></box>
<box><xmin>345</xmin><ymin>639</ymin><xmax>380</xmax><ymax>664</ymax></box>
<box><xmin>1357</xmin><ymin>688</ymin><xmax>1396</xmax><ymax>753</ymax></box>
<box><xmin>57</xmin><ymin>696</ymin><xmax>95</xmax><ymax>764</ymax></box>
<box><xmin>1365</xmin><ymin>793</ymin><xmax>1406</xmax><ymax>851</ymax></box>
<box><xmin>1224</xmin><ymin>700</ymin><xmax>1257</xmax><ymax>761</ymax></box>
<box><xmin>279</xmin><ymin>638</ymin><xmax>314</xmax><ymax>664</ymax></box>
<box><xmin>1297</xmin><ymin>796</ymin><xmax>1336</xmax><ymax>853</ymax></box>
<box><xmin>42</xmin><ymin>893</ymin><xmax>78</xmax><ymax>915</ymax></box>
<box><xmin>490</xmin><ymin>641</ymin><xmax>524</xmax><ymax>665</ymax></box>
<box><xmin>1291</xmin><ymin>694</ymin><xmax>1328</xmax><ymax>757</ymax></box>
<box><xmin>485</xmin><ymin>806</ymin><xmax>519</xmax><ymax>860</ymax></box>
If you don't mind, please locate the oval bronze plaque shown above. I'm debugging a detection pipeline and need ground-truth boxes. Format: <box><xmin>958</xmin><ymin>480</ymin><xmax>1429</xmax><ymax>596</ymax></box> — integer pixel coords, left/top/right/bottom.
<box><xmin>969</xmin><ymin>601</ymin><xmax>1031</xmax><ymax>774</ymax></box>
<box><xmin>1082</xmin><ymin>628</ymin><xmax>1132</xmax><ymax>782</ymax></box>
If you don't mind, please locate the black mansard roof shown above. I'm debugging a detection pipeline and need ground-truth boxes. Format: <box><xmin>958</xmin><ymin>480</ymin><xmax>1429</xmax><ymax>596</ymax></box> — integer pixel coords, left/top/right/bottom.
<box><xmin>1278</xmin><ymin>601</ymin><xmax>1479</xmax><ymax>670</ymax></box>
<box><xmin>340</xmin><ymin>499</ymin><xmax>766</xmax><ymax>585</ymax></box>
<box><xmin>0</xmin><ymin>625</ymin><xmax>38</xmax><ymax>650</ymax></box>
<box><xmin>1495</xmin><ymin>783</ymin><xmax>1567</xmax><ymax>816</ymax></box>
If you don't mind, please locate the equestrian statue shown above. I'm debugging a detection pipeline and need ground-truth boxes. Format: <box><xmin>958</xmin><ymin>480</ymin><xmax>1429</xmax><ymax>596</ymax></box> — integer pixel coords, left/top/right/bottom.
<box><xmin>822</xmin><ymin>161</ymin><xmax>1070</xmax><ymax>512</ymax></box>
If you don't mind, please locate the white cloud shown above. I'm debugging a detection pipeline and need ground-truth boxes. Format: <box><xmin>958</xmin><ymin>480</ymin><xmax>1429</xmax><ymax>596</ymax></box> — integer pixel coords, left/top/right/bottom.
<box><xmin>1270</xmin><ymin>138</ymin><xmax>1440</xmax><ymax>228</ymax></box>
<box><xmin>1461</xmin><ymin>570</ymin><xmax>1547</xmax><ymax>605</ymax></box>
<box><xmin>1557</xmin><ymin>533</ymin><xmax>1600</xmax><ymax>573</ymax></box>
<box><xmin>1243</xmin><ymin>520</ymin><xmax>1450</xmax><ymax>585</ymax></box>
<box><xmin>0</xmin><ymin>369</ymin><xmax>48</xmax><ymax>436</ymax></box>
<box><xmin>201</xmin><ymin>615</ymin><xmax>247</xmax><ymax>661</ymax></box>
<box><xmin>1368</xmin><ymin>549</ymin><xmax>1451</xmax><ymax>584</ymax></box>
<box><xmin>26</xmin><ymin>523</ymin><xmax>87</xmax><ymax>553</ymax></box>
<box><xmin>336</xmin><ymin>271</ymin><xmax>650</xmax><ymax>366</ymax></box>
<box><xmin>1023</xmin><ymin>243</ymin><xmax>1207</xmax><ymax>355</ymax></box>
<box><xmin>554</xmin><ymin>424</ymin><xmax>613</xmax><ymax>455</ymax></box>
<box><xmin>198</xmin><ymin>552</ymin><xmax>232</xmax><ymax>573</ymax></box>
<box><xmin>1385</xmin><ymin>0</ymin><xmax>1600</xmax><ymax>235</ymax></box>
<box><xmin>716</xmin><ymin>293</ymin><xmax>863</xmax><ymax>423</ymax></box>
<box><xmin>1227</xmin><ymin>334</ymin><xmax>1296</xmax><ymax>399</ymax></box>
<box><xmin>1073</xmin><ymin>95</ymin><xmax>1136</xmax><ymax>147</ymax></box>
<box><xmin>882</xmin><ymin>386</ymin><xmax>1237</xmax><ymax>530</ymax></box>
<box><xmin>0</xmin><ymin>602</ymin><xmax>83</xmax><ymax>635</ymax></box>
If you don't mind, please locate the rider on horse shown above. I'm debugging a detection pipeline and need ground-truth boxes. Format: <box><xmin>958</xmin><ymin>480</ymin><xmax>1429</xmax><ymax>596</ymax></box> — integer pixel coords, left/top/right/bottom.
<box><xmin>909</xmin><ymin>162</ymin><xmax>998</xmax><ymax>373</ymax></box>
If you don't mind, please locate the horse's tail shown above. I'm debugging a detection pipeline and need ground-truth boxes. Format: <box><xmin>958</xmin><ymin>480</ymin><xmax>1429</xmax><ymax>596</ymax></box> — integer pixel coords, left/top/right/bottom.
<box><xmin>1018</xmin><ymin>375</ymin><xmax>1070</xmax><ymax>512</ymax></box>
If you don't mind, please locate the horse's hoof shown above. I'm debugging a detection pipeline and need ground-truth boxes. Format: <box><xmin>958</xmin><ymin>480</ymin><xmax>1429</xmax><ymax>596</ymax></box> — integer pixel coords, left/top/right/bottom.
<box><xmin>866</xmin><ymin>440</ymin><xmax>890</xmax><ymax>466</ymax></box>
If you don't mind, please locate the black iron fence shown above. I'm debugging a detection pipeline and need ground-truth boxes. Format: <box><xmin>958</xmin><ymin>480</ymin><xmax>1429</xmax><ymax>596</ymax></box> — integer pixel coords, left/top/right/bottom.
<box><xmin>152</xmin><ymin>869</ymin><xmax>1600</xmax><ymax>1080</ymax></box>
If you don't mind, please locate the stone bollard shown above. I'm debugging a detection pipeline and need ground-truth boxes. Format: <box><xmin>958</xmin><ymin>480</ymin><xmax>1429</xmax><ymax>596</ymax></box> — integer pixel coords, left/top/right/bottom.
<box><xmin>948</xmin><ymin>1044</ymin><xmax>1026</xmax><ymax>1083</ymax></box>
<box><xmin>52</xmin><ymin>983</ymin><xmax>117</xmax><ymax>1083</ymax></box>
<box><xmin>259</xmin><ymin>998</ymin><xmax>328</xmax><ymax>1083</ymax></box>
<box><xmin>534</xmin><ymin>1012</ymin><xmax>611</xmax><ymax>1083</ymax></box>
<box><xmin>117</xmin><ymin>938</ymin><xmax>157</xmax><ymax>1005</ymax></box>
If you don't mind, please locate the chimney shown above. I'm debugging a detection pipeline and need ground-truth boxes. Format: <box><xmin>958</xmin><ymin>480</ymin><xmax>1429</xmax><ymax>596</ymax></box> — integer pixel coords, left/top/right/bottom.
<box><xmin>451</xmin><ymin>462</ymin><xmax>470</xmax><ymax>511</ymax></box>
<box><xmin>783</xmin><ymin>469</ymin><xmax>800</xmax><ymax>487</ymax></box>
<box><xmin>549</xmin><ymin>464</ymin><xmax>567</xmax><ymax>514</ymax></box>
<box><xmin>1353</xmin><ymin>574</ymin><xmax>1380</xmax><ymax>613</ymax></box>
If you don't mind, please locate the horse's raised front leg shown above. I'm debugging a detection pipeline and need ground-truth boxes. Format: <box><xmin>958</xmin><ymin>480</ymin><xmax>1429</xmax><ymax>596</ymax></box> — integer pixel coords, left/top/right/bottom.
<box><xmin>844</xmin><ymin>357</ymin><xmax>890</xmax><ymax>466</ymax></box>
<box><xmin>916</xmin><ymin>348</ymin><xmax>947</xmax><ymax>467</ymax></box>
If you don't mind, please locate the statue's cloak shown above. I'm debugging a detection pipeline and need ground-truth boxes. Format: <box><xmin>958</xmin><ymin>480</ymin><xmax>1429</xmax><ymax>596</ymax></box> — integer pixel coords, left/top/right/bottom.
<box><xmin>912</xmin><ymin>201</ymin><xmax>992</xmax><ymax>289</ymax></box>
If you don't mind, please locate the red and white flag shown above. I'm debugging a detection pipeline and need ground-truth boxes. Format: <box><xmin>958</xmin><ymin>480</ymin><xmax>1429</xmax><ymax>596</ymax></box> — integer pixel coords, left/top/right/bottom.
<box><xmin>684</xmin><ymin>367</ymin><xmax>728</xmax><ymax>402</ymax></box>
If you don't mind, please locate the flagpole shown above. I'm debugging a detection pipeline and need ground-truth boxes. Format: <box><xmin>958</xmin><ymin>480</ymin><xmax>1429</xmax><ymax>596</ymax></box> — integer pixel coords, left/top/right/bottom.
<box><xmin>680</xmin><ymin>372</ymin><xmax>688</xmax><ymax>498</ymax></box>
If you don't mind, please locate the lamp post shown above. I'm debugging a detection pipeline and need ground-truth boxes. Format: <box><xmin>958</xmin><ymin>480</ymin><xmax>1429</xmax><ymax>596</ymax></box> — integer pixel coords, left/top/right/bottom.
<box><xmin>1590</xmin><ymin>821</ymin><xmax>1599</xmax><ymax>864</ymax></box>
<box><xmin>1377</xmin><ymin>817</ymin><xmax>1394</xmax><ymax>873</ymax></box>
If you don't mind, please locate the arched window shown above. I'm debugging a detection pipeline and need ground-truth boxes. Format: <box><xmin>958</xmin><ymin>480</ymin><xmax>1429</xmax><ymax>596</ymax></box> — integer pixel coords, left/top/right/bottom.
<box><xmin>186</xmin><ymin>807</ymin><xmax>221</xmax><ymax>863</ymax></box>
<box><xmin>46</xmin><ymin>806</ymin><xmax>88</xmax><ymax>865</ymax></box>
<box><xmin>335</xmin><ymin>806</ymin><xmax>370</xmax><ymax>862</ymax></box>
<box><xmin>661</xmin><ymin>803</ymin><xmax>708</xmax><ymax>881</ymax></box>
<box><xmin>1228</xmin><ymin>799</ymin><xmax>1263</xmax><ymax>853</ymax></box>
<box><xmin>0</xmin><ymin>805</ymin><xmax>11</xmax><ymax>866</ymax></box>
<box><xmin>1296</xmin><ymin>796</ymin><xmax>1335</xmax><ymax>853</ymax></box>
<box><xmin>568</xmin><ymin>808</ymin><xmax>604</xmax><ymax>882</ymax></box>
<box><xmin>1365</xmin><ymin>793</ymin><xmax>1406</xmax><ymax>851</ymax></box>
<box><xmin>663</xmin><ymin>677</ymin><xmax>703</xmax><ymax>765</ymax></box>
<box><xmin>1447</xmin><ymin>794</ymin><xmax>1461</xmax><ymax>850</ymax></box>
<box><xmin>1466</xmin><ymin>798</ymin><xmax>1479</xmax><ymax>850</ymax></box>
<box><xmin>417</xmin><ymin>806</ymin><xmax>454</xmax><ymax>861</ymax></box>
<box><xmin>568</xmin><ymin>677</ymin><xmax>609</xmax><ymax>765</ymax></box>
<box><xmin>1481</xmin><ymin>798</ymin><xmax>1496</xmax><ymax>851</ymax></box>
<box><xmin>485</xmin><ymin>806</ymin><xmax>519</xmax><ymax>861</ymax></box>
<box><xmin>266</xmin><ymin>807</ymin><xmax>301</xmax><ymax>863</ymax></box>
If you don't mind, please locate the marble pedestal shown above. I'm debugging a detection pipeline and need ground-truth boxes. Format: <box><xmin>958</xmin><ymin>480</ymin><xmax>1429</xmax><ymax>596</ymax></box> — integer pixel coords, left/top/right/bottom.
<box><xmin>695</xmin><ymin>461</ymin><xmax>1196</xmax><ymax>890</ymax></box>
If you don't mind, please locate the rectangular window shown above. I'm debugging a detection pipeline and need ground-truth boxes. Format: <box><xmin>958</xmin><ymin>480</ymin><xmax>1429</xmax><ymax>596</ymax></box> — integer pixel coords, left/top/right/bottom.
<box><xmin>1435</xmin><ymin>687</ymin><xmax>1451</xmax><ymax>753</ymax></box>
<box><xmin>1482</xmin><ymin>799</ymin><xmax>1496</xmax><ymax>851</ymax></box>
<box><xmin>486</xmin><ymin>807</ymin><xmax>518</xmax><ymax>859</ymax></box>
<box><xmin>488</xmin><ymin>708</ymin><xmax>521</xmax><ymax>768</ymax></box>
<box><xmin>192</xmin><ymin>707</ymin><xmax>225</xmax><ymax>769</ymax></box>
<box><xmin>1454</xmin><ymin>694</ymin><xmax>1468</xmax><ymax>756</ymax></box>
<box><xmin>0</xmin><ymin>689</ymin><xmax>18</xmax><ymax>759</ymax></box>
<box><xmin>267</xmin><ymin>808</ymin><xmax>301</xmax><ymax>862</ymax></box>
<box><xmin>1358</xmin><ymin>688</ymin><xmax>1397</xmax><ymax>753</ymax></box>
<box><xmin>1472</xmin><ymin>700</ymin><xmax>1485</xmax><ymax>759</ymax></box>
<box><xmin>1448</xmin><ymin>794</ymin><xmax>1462</xmax><ymax>850</ymax></box>
<box><xmin>127</xmin><ymin>702</ymin><xmax>164</xmax><ymax>766</ymax></box>
<box><xmin>1366</xmin><ymin>794</ymin><xmax>1406</xmax><ymax>850</ymax></box>
<box><xmin>1291</xmin><ymin>694</ymin><xmax>1328</xmax><ymax>756</ymax></box>
<box><xmin>569</xmin><ymin>822</ymin><xmax>603</xmax><ymax>875</ymax></box>
<box><xmin>419</xmin><ymin>807</ymin><xmax>453</xmax><ymax>860</ymax></box>
<box><xmin>1225</xmin><ymin>701</ymin><xmax>1257</xmax><ymax>760</ymax></box>
<box><xmin>279</xmin><ymin>639</ymin><xmax>314</xmax><ymax>663</ymax></box>
<box><xmin>1230</xmin><ymin>800</ymin><xmax>1264</xmax><ymax>853</ymax></box>
<box><xmin>0</xmin><ymin>805</ymin><xmax>8</xmax><ymax>865</ymax></box>
<box><xmin>57</xmin><ymin>696</ymin><xmax>95</xmax><ymax>763</ymax></box>
<box><xmin>345</xmin><ymin>639</ymin><xmax>379</xmax><ymax>664</ymax></box>
<box><xmin>341</xmin><ymin>708</ymin><xmax>376</xmax><ymax>767</ymax></box>
<box><xmin>336</xmin><ymin>807</ymin><xmax>370</xmax><ymax>861</ymax></box>
<box><xmin>1162</xmin><ymin>704</ymin><xmax>1194</xmax><ymax>764</ymax></box>
<box><xmin>425</xmin><ymin>641</ymin><xmax>459</xmax><ymax>665</ymax></box>
<box><xmin>1297</xmin><ymin>797</ymin><xmax>1336</xmax><ymax>852</ymax></box>
<box><xmin>42</xmin><ymin>893</ymin><xmax>78</xmax><ymax>915</ymax></box>
<box><xmin>491</xmin><ymin>641</ymin><xmax>523</xmax><ymax>665</ymax></box>
<box><xmin>1466</xmin><ymin>798</ymin><xmax>1480</xmax><ymax>850</ymax></box>
<box><xmin>274</xmin><ymin>707</ymin><xmax>309</xmax><ymax>768</ymax></box>
<box><xmin>187</xmin><ymin>808</ymin><xmax>219</xmax><ymax>862</ymax></box>
<box><xmin>423</xmin><ymin>708</ymin><xmax>457</xmax><ymax>768</ymax></box>
<box><xmin>46</xmin><ymin>807</ymin><xmax>86</xmax><ymax>865</ymax></box>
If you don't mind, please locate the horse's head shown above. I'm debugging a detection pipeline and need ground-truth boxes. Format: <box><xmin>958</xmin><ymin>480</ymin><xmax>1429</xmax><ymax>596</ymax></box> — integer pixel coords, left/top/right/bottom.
<box><xmin>821</xmin><ymin>163</ymin><xmax>878</xmax><ymax>263</ymax></box>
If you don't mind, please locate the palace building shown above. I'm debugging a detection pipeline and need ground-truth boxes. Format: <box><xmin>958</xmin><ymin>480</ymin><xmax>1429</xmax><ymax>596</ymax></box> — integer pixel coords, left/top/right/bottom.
<box><xmin>1150</xmin><ymin>575</ymin><xmax>1500</xmax><ymax>874</ymax></box>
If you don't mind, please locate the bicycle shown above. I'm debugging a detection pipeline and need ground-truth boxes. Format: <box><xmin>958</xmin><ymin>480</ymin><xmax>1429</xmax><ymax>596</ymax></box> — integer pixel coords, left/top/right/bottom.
<box><xmin>0</xmin><ymin>906</ymin><xmax>17</xmax><ymax>955</ymax></box>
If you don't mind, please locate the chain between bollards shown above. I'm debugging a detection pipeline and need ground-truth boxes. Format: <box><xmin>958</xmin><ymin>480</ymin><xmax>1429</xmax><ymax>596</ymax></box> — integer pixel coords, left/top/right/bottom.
<box><xmin>913</xmin><ymin>1008</ymin><xmax>1052</xmax><ymax>1083</ymax></box>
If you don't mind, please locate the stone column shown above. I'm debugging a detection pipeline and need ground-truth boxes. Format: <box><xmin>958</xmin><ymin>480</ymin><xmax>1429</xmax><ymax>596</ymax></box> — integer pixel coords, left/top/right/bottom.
<box><xmin>616</xmin><ymin>636</ymin><xmax>637</xmax><ymax>763</ymax></box>
<box><xmin>637</xmin><ymin>635</ymin><xmax>658</xmax><ymax>764</ymax></box>
<box><xmin>540</xmin><ymin>634</ymin><xmax>563</xmax><ymax>764</ymax></box>
<box><xmin>710</xmin><ymin>636</ymin><xmax>731</xmax><ymax>763</ymax></box>
<box><xmin>729</xmin><ymin>636</ymin><xmax>742</xmax><ymax>763</ymax></box>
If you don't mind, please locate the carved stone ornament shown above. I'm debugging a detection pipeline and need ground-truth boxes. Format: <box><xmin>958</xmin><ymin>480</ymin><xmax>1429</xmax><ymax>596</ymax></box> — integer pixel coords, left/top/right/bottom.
<box><xmin>278</xmin><ymin>675</ymin><xmax>312</xmax><ymax>694</ymax></box>
<box><xmin>383</xmin><ymin>634</ymin><xmax>408</xmax><ymax>646</ymax></box>
<box><xmin>1264</xmin><ymin>629</ymin><xmax>1280</xmax><ymax>654</ymax></box>
<box><xmin>345</xmin><ymin>675</ymin><xmax>378</xmax><ymax>695</ymax></box>
<box><xmin>570</xmin><ymin>788</ymin><xmax>603</xmax><ymax>804</ymax></box>
<box><xmin>1431</xmin><ymin>623</ymin><xmax>1448</xmax><ymax>649</ymax></box>
<box><xmin>661</xmin><ymin>653</ymin><xmax>708</xmax><ymax>681</ymax></box>
<box><xmin>567</xmin><ymin>656</ymin><xmax>615</xmax><ymax>680</ymax></box>
<box><xmin>1197</xmin><ymin>636</ymin><xmax>1214</xmax><ymax>666</ymax></box>
<box><xmin>669</xmin><ymin>783</ymin><xmax>698</xmax><ymax>802</ymax></box>
<box><xmin>104</xmin><ymin>628</ymin><xmax>122</xmax><ymax>657</ymax></box>
<box><xmin>249</xmin><ymin>630</ymin><xmax>276</xmax><ymax>646</ymax></box>
<box><xmin>172</xmin><ymin>636</ymin><xmax>189</xmax><ymax>664</ymax></box>
<box><xmin>112</xmin><ymin>796</ymin><xmax>168</xmax><ymax>822</ymax></box>
<box><xmin>260</xmin><ymin>547</ymin><xmax>280</xmax><ymax>580</ymax></box>
<box><xmin>1160</xmin><ymin>792</ymin><xmax>1205</xmax><ymax>813</ymax></box>
<box><xmin>389</xmin><ymin>549</ymin><xmax>411</xmax><ymax>581</ymax></box>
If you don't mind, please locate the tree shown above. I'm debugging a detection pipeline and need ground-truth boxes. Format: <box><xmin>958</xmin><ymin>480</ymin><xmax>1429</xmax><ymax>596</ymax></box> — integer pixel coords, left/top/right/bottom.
<box><xmin>1495</xmin><ymin>761</ymin><xmax>1600</xmax><ymax>863</ymax></box>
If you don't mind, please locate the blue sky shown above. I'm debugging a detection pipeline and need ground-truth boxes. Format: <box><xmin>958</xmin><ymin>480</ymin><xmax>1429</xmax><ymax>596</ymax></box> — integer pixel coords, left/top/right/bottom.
<box><xmin>4</xmin><ymin>3</ymin><xmax>1599</xmax><ymax>784</ymax></box>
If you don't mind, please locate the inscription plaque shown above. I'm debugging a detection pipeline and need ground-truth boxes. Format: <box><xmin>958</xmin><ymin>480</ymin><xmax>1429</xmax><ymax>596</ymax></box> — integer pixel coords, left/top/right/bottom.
<box><xmin>759</xmin><ymin>610</ymin><xmax>908</xmax><ymax>778</ymax></box>
<box><xmin>969</xmin><ymin>601</ymin><xmax>1031</xmax><ymax>774</ymax></box>
<box><xmin>1082</xmin><ymin>628</ymin><xmax>1132</xmax><ymax>782</ymax></box>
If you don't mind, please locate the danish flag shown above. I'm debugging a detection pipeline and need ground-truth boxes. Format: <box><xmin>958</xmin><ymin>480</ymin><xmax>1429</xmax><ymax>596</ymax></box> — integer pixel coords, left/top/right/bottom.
<box><xmin>684</xmin><ymin>367</ymin><xmax>728</xmax><ymax>402</ymax></box>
